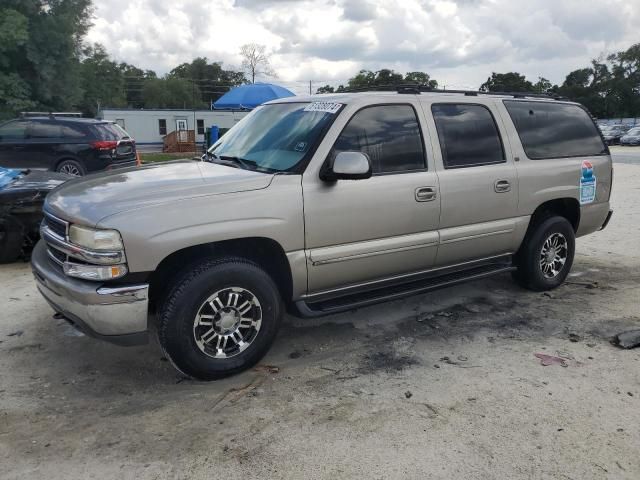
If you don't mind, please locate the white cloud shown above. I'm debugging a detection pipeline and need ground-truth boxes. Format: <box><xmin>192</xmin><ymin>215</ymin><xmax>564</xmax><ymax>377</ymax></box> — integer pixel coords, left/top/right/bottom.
<box><xmin>87</xmin><ymin>0</ymin><xmax>640</xmax><ymax>93</ymax></box>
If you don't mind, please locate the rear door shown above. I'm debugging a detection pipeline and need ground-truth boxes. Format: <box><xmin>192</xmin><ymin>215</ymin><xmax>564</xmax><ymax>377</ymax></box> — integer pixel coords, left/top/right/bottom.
<box><xmin>423</xmin><ymin>100</ymin><xmax>524</xmax><ymax>266</ymax></box>
<box><xmin>0</xmin><ymin>120</ymin><xmax>30</xmax><ymax>168</ymax></box>
<box><xmin>302</xmin><ymin>100</ymin><xmax>441</xmax><ymax>294</ymax></box>
<box><xmin>25</xmin><ymin>120</ymin><xmax>62</xmax><ymax>169</ymax></box>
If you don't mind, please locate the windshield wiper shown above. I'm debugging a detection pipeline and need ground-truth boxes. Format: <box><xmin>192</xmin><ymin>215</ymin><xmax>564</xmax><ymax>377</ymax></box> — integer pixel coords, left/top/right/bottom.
<box><xmin>218</xmin><ymin>155</ymin><xmax>258</xmax><ymax>170</ymax></box>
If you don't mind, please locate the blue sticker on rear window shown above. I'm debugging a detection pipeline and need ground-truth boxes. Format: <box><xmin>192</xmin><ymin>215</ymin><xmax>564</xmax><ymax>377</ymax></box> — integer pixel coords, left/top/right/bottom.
<box><xmin>579</xmin><ymin>160</ymin><xmax>596</xmax><ymax>204</ymax></box>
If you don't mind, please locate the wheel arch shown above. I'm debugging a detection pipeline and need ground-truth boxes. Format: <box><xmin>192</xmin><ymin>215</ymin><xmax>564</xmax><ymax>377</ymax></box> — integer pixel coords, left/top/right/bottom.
<box><xmin>148</xmin><ymin>237</ymin><xmax>294</xmax><ymax>314</ymax></box>
<box><xmin>528</xmin><ymin>198</ymin><xmax>580</xmax><ymax>233</ymax></box>
<box><xmin>54</xmin><ymin>156</ymin><xmax>84</xmax><ymax>172</ymax></box>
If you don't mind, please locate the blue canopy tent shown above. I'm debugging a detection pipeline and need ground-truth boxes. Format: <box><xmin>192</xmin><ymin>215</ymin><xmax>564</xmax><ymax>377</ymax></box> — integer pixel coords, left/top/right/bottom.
<box><xmin>212</xmin><ymin>83</ymin><xmax>295</xmax><ymax>110</ymax></box>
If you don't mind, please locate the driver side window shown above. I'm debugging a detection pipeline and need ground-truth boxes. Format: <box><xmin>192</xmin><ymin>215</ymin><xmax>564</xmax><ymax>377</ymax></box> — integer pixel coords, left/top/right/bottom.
<box><xmin>331</xmin><ymin>104</ymin><xmax>426</xmax><ymax>174</ymax></box>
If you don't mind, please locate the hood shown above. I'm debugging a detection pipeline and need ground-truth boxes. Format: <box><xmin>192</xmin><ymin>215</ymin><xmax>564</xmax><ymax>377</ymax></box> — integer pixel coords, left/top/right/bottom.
<box><xmin>45</xmin><ymin>160</ymin><xmax>275</xmax><ymax>226</ymax></box>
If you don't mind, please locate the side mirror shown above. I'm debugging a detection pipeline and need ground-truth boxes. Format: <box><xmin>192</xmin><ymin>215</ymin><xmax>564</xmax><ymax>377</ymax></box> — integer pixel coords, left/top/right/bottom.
<box><xmin>321</xmin><ymin>151</ymin><xmax>372</xmax><ymax>181</ymax></box>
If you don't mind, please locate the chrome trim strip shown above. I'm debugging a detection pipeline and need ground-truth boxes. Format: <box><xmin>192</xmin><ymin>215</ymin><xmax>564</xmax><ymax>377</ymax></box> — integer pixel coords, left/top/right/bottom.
<box><xmin>97</xmin><ymin>284</ymin><xmax>148</xmax><ymax>301</ymax></box>
<box><xmin>41</xmin><ymin>225</ymin><xmax>126</xmax><ymax>265</ymax></box>
<box><xmin>311</xmin><ymin>241</ymin><xmax>439</xmax><ymax>266</ymax></box>
<box><xmin>302</xmin><ymin>253</ymin><xmax>513</xmax><ymax>300</ymax></box>
<box><xmin>46</xmin><ymin>248</ymin><xmax>64</xmax><ymax>266</ymax></box>
<box><xmin>439</xmin><ymin>228</ymin><xmax>515</xmax><ymax>245</ymax></box>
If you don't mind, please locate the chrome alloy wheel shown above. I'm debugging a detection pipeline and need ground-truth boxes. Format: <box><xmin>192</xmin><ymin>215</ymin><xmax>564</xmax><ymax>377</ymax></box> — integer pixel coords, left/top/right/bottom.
<box><xmin>193</xmin><ymin>287</ymin><xmax>262</xmax><ymax>359</ymax></box>
<box><xmin>59</xmin><ymin>163</ymin><xmax>81</xmax><ymax>176</ymax></box>
<box><xmin>539</xmin><ymin>232</ymin><xmax>568</xmax><ymax>279</ymax></box>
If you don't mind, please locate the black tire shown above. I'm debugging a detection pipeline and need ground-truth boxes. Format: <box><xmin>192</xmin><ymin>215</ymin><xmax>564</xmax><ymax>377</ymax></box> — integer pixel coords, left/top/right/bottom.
<box><xmin>158</xmin><ymin>257</ymin><xmax>283</xmax><ymax>380</ymax></box>
<box><xmin>512</xmin><ymin>215</ymin><xmax>575</xmax><ymax>291</ymax></box>
<box><xmin>0</xmin><ymin>216</ymin><xmax>25</xmax><ymax>264</ymax></box>
<box><xmin>56</xmin><ymin>159</ymin><xmax>85</xmax><ymax>176</ymax></box>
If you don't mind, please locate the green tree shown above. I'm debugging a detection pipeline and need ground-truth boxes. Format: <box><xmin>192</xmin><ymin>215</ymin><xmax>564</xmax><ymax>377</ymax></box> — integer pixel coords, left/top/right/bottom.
<box><xmin>168</xmin><ymin>57</ymin><xmax>246</xmax><ymax>104</ymax></box>
<box><xmin>0</xmin><ymin>0</ymin><xmax>92</xmax><ymax>118</ymax></box>
<box><xmin>78</xmin><ymin>44</ymin><xmax>126</xmax><ymax>116</ymax></box>
<box><xmin>120</xmin><ymin>63</ymin><xmax>156</xmax><ymax>109</ymax></box>
<box><xmin>0</xmin><ymin>8</ymin><xmax>33</xmax><ymax>117</ymax></box>
<box><xmin>345</xmin><ymin>69</ymin><xmax>436</xmax><ymax>90</ymax></box>
<box><xmin>316</xmin><ymin>85</ymin><xmax>335</xmax><ymax>94</ymax></box>
<box><xmin>142</xmin><ymin>77</ymin><xmax>203</xmax><ymax>109</ymax></box>
<box><xmin>532</xmin><ymin>77</ymin><xmax>554</xmax><ymax>94</ymax></box>
<box><xmin>480</xmin><ymin>72</ymin><xmax>534</xmax><ymax>92</ymax></box>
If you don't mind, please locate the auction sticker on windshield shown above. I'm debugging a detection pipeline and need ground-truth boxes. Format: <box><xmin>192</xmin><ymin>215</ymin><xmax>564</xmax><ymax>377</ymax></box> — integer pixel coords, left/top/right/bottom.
<box><xmin>304</xmin><ymin>102</ymin><xmax>343</xmax><ymax>114</ymax></box>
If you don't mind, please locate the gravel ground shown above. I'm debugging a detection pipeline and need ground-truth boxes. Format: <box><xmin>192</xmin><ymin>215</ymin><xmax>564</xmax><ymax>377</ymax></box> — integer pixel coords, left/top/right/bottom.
<box><xmin>1</xmin><ymin>154</ymin><xmax>639</xmax><ymax>480</ymax></box>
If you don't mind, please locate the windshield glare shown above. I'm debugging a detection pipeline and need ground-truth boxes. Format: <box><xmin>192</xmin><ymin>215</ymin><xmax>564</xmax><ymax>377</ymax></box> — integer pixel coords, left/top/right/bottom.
<box><xmin>208</xmin><ymin>103</ymin><xmax>338</xmax><ymax>172</ymax></box>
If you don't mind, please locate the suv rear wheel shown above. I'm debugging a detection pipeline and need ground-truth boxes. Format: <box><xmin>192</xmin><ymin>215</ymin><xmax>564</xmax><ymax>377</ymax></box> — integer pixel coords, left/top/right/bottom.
<box><xmin>158</xmin><ymin>257</ymin><xmax>283</xmax><ymax>380</ymax></box>
<box><xmin>513</xmin><ymin>215</ymin><xmax>575</xmax><ymax>291</ymax></box>
<box><xmin>56</xmin><ymin>159</ymin><xmax>85</xmax><ymax>176</ymax></box>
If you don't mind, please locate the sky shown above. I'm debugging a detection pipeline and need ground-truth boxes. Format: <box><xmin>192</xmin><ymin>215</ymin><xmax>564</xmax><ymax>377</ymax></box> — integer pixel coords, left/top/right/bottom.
<box><xmin>87</xmin><ymin>0</ymin><xmax>640</xmax><ymax>95</ymax></box>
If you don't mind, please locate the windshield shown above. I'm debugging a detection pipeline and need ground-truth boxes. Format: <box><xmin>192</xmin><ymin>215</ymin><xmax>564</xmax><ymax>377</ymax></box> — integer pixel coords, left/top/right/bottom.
<box><xmin>626</xmin><ymin>127</ymin><xmax>640</xmax><ymax>135</ymax></box>
<box><xmin>207</xmin><ymin>102</ymin><xmax>340</xmax><ymax>172</ymax></box>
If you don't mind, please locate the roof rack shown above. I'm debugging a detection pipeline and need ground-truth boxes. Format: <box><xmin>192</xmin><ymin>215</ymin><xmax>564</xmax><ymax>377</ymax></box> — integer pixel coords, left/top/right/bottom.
<box><xmin>341</xmin><ymin>84</ymin><xmax>567</xmax><ymax>101</ymax></box>
<box><xmin>19</xmin><ymin>111</ymin><xmax>83</xmax><ymax>118</ymax></box>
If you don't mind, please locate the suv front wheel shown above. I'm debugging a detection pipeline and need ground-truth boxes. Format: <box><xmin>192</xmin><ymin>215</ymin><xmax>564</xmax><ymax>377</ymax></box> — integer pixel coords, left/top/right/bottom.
<box><xmin>513</xmin><ymin>215</ymin><xmax>575</xmax><ymax>291</ymax></box>
<box><xmin>158</xmin><ymin>257</ymin><xmax>283</xmax><ymax>380</ymax></box>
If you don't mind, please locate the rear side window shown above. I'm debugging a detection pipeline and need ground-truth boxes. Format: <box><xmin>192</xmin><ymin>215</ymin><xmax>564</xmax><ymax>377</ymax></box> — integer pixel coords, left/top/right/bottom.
<box><xmin>60</xmin><ymin>124</ymin><xmax>88</xmax><ymax>138</ymax></box>
<box><xmin>332</xmin><ymin>104</ymin><xmax>425</xmax><ymax>174</ymax></box>
<box><xmin>30</xmin><ymin>121</ymin><xmax>62</xmax><ymax>139</ymax></box>
<box><xmin>431</xmin><ymin>104</ymin><xmax>505</xmax><ymax>169</ymax></box>
<box><xmin>504</xmin><ymin>101</ymin><xmax>607</xmax><ymax>159</ymax></box>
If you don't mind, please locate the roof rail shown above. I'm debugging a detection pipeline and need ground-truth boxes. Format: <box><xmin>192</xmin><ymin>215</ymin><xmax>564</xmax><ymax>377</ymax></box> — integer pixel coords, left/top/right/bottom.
<box><xmin>340</xmin><ymin>84</ymin><xmax>567</xmax><ymax>100</ymax></box>
<box><xmin>19</xmin><ymin>111</ymin><xmax>83</xmax><ymax>118</ymax></box>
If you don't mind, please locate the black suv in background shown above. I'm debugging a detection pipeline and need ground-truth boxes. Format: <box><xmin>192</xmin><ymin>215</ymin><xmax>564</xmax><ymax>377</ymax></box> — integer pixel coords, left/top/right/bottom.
<box><xmin>0</xmin><ymin>116</ymin><xmax>137</xmax><ymax>176</ymax></box>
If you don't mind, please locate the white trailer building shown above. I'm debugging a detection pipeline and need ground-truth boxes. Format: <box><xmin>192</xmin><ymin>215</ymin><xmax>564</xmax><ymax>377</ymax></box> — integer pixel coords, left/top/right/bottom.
<box><xmin>98</xmin><ymin>108</ymin><xmax>249</xmax><ymax>151</ymax></box>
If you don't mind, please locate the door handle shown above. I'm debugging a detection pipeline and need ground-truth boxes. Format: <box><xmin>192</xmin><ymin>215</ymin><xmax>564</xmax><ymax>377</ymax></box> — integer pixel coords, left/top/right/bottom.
<box><xmin>415</xmin><ymin>186</ymin><xmax>437</xmax><ymax>202</ymax></box>
<box><xmin>494</xmin><ymin>179</ymin><xmax>511</xmax><ymax>193</ymax></box>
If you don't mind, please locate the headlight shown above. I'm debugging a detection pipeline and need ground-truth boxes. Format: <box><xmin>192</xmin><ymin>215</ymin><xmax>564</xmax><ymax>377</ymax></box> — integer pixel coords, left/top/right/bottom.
<box><xmin>68</xmin><ymin>225</ymin><xmax>124</xmax><ymax>250</ymax></box>
<box><xmin>63</xmin><ymin>262</ymin><xmax>128</xmax><ymax>281</ymax></box>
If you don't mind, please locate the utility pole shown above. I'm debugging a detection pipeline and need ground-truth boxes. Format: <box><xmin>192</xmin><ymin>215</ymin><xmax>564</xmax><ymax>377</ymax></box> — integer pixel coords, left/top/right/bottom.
<box><xmin>309</xmin><ymin>80</ymin><xmax>312</xmax><ymax>95</ymax></box>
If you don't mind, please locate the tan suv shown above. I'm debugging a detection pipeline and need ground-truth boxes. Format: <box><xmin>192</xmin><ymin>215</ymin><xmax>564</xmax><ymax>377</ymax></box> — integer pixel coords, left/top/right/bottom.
<box><xmin>32</xmin><ymin>89</ymin><xmax>613</xmax><ymax>379</ymax></box>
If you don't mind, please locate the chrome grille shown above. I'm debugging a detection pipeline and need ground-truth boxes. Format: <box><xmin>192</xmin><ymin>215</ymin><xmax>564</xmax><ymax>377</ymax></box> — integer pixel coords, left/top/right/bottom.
<box><xmin>44</xmin><ymin>213</ymin><xmax>67</xmax><ymax>239</ymax></box>
<box><xmin>47</xmin><ymin>246</ymin><xmax>67</xmax><ymax>266</ymax></box>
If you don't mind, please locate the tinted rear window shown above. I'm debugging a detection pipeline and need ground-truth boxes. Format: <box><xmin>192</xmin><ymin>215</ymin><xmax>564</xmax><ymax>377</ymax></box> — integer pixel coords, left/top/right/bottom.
<box><xmin>504</xmin><ymin>101</ymin><xmax>607</xmax><ymax>159</ymax></box>
<box><xmin>432</xmin><ymin>103</ymin><xmax>505</xmax><ymax>169</ymax></box>
<box><xmin>30</xmin><ymin>121</ymin><xmax>62</xmax><ymax>138</ymax></box>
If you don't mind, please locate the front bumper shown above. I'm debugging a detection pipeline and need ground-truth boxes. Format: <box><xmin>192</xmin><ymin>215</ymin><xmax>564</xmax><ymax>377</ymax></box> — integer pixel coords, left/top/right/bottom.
<box><xmin>31</xmin><ymin>241</ymin><xmax>149</xmax><ymax>345</ymax></box>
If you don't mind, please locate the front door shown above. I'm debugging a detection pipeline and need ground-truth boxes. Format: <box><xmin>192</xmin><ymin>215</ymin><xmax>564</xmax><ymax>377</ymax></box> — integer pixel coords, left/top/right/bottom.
<box><xmin>175</xmin><ymin>119</ymin><xmax>188</xmax><ymax>142</ymax></box>
<box><xmin>303</xmin><ymin>103</ymin><xmax>441</xmax><ymax>294</ymax></box>
<box><xmin>424</xmin><ymin>101</ymin><xmax>520</xmax><ymax>266</ymax></box>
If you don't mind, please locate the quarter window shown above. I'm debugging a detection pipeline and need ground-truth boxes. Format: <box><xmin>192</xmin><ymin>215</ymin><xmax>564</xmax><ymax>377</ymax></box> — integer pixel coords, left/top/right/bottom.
<box><xmin>331</xmin><ymin>105</ymin><xmax>426</xmax><ymax>174</ymax></box>
<box><xmin>432</xmin><ymin>103</ymin><xmax>505</xmax><ymax>169</ymax></box>
<box><xmin>504</xmin><ymin>101</ymin><xmax>607</xmax><ymax>159</ymax></box>
<box><xmin>158</xmin><ymin>119</ymin><xmax>167</xmax><ymax>135</ymax></box>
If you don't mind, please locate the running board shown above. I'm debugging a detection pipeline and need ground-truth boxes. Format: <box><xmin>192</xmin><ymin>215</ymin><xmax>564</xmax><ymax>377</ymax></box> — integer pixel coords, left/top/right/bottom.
<box><xmin>294</xmin><ymin>263</ymin><xmax>515</xmax><ymax>318</ymax></box>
